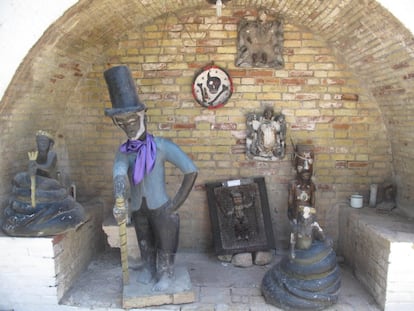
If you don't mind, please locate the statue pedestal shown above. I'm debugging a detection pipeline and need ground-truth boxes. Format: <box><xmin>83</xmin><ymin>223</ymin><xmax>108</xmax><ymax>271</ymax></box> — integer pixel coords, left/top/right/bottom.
<box><xmin>103</xmin><ymin>215</ymin><xmax>196</xmax><ymax>308</ymax></box>
<box><xmin>0</xmin><ymin>199</ymin><xmax>104</xmax><ymax>311</ymax></box>
<box><xmin>123</xmin><ymin>265</ymin><xmax>195</xmax><ymax>308</ymax></box>
<box><xmin>262</xmin><ymin>241</ymin><xmax>340</xmax><ymax>310</ymax></box>
<box><xmin>339</xmin><ymin>206</ymin><xmax>414</xmax><ymax>310</ymax></box>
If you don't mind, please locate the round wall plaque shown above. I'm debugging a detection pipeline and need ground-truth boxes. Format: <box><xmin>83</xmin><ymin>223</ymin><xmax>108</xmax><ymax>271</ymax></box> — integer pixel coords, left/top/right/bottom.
<box><xmin>192</xmin><ymin>64</ymin><xmax>233</xmax><ymax>109</ymax></box>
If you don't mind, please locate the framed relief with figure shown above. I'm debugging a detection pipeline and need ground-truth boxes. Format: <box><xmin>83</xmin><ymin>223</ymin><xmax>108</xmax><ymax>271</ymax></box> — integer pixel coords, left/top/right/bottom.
<box><xmin>206</xmin><ymin>177</ymin><xmax>275</xmax><ymax>255</ymax></box>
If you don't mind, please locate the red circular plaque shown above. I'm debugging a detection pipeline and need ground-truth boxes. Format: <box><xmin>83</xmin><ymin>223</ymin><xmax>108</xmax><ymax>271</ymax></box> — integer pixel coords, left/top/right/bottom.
<box><xmin>192</xmin><ymin>64</ymin><xmax>233</xmax><ymax>109</ymax></box>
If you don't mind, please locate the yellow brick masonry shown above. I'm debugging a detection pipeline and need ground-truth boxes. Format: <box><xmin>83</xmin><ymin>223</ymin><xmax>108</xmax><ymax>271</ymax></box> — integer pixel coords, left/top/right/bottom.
<box><xmin>2</xmin><ymin>1</ymin><xmax>404</xmax><ymax>251</ymax></box>
<box><xmin>90</xmin><ymin>6</ymin><xmax>393</xmax><ymax>248</ymax></box>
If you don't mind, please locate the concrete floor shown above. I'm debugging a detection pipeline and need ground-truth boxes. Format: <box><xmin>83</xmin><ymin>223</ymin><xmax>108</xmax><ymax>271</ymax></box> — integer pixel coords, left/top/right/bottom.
<box><xmin>58</xmin><ymin>249</ymin><xmax>381</xmax><ymax>311</ymax></box>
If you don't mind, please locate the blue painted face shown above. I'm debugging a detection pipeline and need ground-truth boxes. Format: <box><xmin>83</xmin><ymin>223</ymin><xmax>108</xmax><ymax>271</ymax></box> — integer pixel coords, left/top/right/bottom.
<box><xmin>113</xmin><ymin>111</ymin><xmax>146</xmax><ymax>140</ymax></box>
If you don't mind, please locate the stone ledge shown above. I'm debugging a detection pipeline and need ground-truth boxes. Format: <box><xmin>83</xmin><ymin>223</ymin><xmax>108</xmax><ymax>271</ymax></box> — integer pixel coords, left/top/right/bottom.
<box><xmin>0</xmin><ymin>199</ymin><xmax>105</xmax><ymax>311</ymax></box>
<box><xmin>339</xmin><ymin>206</ymin><xmax>414</xmax><ymax>311</ymax></box>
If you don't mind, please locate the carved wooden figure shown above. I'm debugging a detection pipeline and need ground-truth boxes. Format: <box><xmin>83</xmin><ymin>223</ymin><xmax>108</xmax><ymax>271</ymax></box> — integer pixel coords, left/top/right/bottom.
<box><xmin>288</xmin><ymin>144</ymin><xmax>326</xmax><ymax>258</ymax></box>
<box><xmin>262</xmin><ymin>143</ymin><xmax>340</xmax><ymax>311</ymax></box>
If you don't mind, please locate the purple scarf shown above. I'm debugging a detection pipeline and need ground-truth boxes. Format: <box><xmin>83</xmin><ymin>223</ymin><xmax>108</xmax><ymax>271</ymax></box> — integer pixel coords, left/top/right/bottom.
<box><xmin>119</xmin><ymin>134</ymin><xmax>157</xmax><ymax>185</ymax></box>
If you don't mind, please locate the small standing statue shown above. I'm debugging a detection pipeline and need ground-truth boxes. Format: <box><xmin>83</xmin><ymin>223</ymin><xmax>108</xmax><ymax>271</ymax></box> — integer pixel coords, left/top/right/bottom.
<box><xmin>104</xmin><ymin>66</ymin><xmax>198</xmax><ymax>293</ymax></box>
<box><xmin>262</xmin><ymin>144</ymin><xmax>340</xmax><ymax>311</ymax></box>
<box><xmin>2</xmin><ymin>130</ymin><xmax>86</xmax><ymax>237</ymax></box>
<box><xmin>288</xmin><ymin>144</ymin><xmax>326</xmax><ymax>259</ymax></box>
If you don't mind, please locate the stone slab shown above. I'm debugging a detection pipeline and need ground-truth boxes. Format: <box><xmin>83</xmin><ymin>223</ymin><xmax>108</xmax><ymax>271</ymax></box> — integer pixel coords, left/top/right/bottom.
<box><xmin>122</xmin><ymin>264</ymin><xmax>195</xmax><ymax>309</ymax></box>
<box><xmin>0</xmin><ymin>199</ymin><xmax>103</xmax><ymax>311</ymax></box>
<box><xmin>338</xmin><ymin>206</ymin><xmax>414</xmax><ymax>310</ymax></box>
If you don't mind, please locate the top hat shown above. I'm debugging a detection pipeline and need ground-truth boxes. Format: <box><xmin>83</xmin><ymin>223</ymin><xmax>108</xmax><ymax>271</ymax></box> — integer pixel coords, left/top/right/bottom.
<box><xmin>104</xmin><ymin>65</ymin><xmax>146</xmax><ymax>117</ymax></box>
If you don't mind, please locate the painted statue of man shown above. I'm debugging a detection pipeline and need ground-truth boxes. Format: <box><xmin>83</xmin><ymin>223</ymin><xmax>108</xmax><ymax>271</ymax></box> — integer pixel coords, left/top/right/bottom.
<box><xmin>104</xmin><ymin>66</ymin><xmax>198</xmax><ymax>292</ymax></box>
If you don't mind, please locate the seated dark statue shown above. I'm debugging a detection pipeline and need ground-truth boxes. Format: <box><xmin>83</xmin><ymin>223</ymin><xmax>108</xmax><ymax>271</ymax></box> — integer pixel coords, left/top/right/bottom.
<box><xmin>2</xmin><ymin>130</ymin><xmax>86</xmax><ymax>237</ymax></box>
<box><xmin>262</xmin><ymin>144</ymin><xmax>340</xmax><ymax>311</ymax></box>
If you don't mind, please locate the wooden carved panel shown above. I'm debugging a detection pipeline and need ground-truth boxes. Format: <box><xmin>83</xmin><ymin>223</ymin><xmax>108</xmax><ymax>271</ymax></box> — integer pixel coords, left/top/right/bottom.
<box><xmin>206</xmin><ymin>177</ymin><xmax>275</xmax><ymax>255</ymax></box>
<box><xmin>236</xmin><ymin>18</ymin><xmax>284</xmax><ymax>68</ymax></box>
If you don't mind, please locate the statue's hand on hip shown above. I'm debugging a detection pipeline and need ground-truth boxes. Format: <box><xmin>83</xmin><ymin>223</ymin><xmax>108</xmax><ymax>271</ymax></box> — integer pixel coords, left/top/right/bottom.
<box><xmin>160</xmin><ymin>199</ymin><xmax>176</xmax><ymax>213</ymax></box>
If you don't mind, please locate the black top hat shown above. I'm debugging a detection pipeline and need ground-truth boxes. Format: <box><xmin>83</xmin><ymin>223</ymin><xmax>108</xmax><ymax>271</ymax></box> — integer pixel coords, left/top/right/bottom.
<box><xmin>104</xmin><ymin>65</ymin><xmax>146</xmax><ymax>117</ymax></box>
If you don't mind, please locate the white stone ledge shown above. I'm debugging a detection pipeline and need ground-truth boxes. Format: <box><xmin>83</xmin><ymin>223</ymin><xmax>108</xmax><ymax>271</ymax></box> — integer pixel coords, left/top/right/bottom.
<box><xmin>339</xmin><ymin>206</ymin><xmax>414</xmax><ymax>311</ymax></box>
<box><xmin>0</xmin><ymin>199</ymin><xmax>105</xmax><ymax>311</ymax></box>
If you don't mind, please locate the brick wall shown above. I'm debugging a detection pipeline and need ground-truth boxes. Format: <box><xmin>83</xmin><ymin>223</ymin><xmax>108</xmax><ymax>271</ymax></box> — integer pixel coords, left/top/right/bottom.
<box><xmin>96</xmin><ymin>8</ymin><xmax>392</xmax><ymax>249</ymax></box>
<box><xmin>0</xmin><ymin>1</ymin><xmax>412</xmax><ymax>252</ymax></box>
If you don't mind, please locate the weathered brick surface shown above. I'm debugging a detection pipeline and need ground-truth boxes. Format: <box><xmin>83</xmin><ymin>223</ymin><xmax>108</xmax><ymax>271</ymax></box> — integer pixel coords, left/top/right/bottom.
<box><xmin>0</xmin><ymin>0</ymin><xmax>413</xmax><ymax>255</ymax></box>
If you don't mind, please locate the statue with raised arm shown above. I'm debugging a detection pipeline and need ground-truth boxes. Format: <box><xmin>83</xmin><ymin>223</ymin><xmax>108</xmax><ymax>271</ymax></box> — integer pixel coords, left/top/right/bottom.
<box><xmin>104</xmin><ymin>65</ymin><xmax>198</xmax><ymax>292</ymax></box>
<box><xmin>2</xmin><ymin>130</ymin><xmax>86</xmax><ymax>237</ymax></box>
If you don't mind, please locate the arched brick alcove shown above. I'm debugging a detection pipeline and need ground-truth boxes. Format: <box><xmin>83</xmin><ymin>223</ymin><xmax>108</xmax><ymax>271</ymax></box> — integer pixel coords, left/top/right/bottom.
<box><xmin>1</xmin><ymin>0</ymin><xmax>413</xmax><ymax>250</ymax></box>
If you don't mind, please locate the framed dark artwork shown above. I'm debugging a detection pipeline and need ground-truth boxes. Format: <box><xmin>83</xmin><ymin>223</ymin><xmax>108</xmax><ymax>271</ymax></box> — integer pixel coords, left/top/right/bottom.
<box><xmin>206</xmin><ymin>177</ymin><xmax>275</xmax><ymax>255</ymax></box>
<box><xmin>192</xmin><ymin>64</ymin><xmax>233</xmax><ymax>109</ymax></box>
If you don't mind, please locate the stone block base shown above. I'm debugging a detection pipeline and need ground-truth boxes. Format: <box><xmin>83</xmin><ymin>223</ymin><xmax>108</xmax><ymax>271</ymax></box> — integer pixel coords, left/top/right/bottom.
<box><xmin>339</xmin><ymin>206</ymin><xmax>414</xmax><ymax>310</ymax></box>
<box><xmin>123</xmin><ymin>265</ymin><xmax>195</xmax><ymax>309</ymax></box>
<box><xmin>0</xmin><ymin>199</ymin><xmax>104</xmax><ymax>311</ymax></box>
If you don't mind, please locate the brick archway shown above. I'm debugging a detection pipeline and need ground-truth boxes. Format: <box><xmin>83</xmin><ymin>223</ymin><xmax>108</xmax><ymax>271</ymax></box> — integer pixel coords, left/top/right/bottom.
<box><xmin>1</xmin><ymin>0</ymin><xmax>413</xmax><ymax>249</ymax></box>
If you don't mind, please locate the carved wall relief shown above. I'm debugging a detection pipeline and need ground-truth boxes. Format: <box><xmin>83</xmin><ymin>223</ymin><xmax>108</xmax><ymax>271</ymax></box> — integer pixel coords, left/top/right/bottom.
<box><xmin>206</xmin><ymin>177</ymin><xmax>275</xmax><ymax>255</ymax></box>
<box><xmin>236</xmin><ymin>14</ymin><xmax>284</xmax><ymax>68</ymax></box>
<box><xmin>246</xmin><ymin>107</ymin><xmax>286</xmax><ymax>161</ymax></box>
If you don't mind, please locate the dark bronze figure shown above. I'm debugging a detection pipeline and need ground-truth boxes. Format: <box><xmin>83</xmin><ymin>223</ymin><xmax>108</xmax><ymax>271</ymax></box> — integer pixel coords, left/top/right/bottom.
<box><xmin>104</xmin><ymin>65</ymin><xmax>198</xmax><ymax>292</ymax></box>
<box><xmin>2</xmin><ymin>131</ymin><xmax>86</xmax><ymax>237</ymax></box>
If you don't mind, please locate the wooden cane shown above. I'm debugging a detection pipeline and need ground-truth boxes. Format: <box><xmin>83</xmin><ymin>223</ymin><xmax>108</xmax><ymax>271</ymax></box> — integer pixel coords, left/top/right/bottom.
<box><xmin>27</xmin><ymin>151</ymin><xmax>38</xmax><ymax>208</ymax></box>
<box><xmin>114</xmin><ymin>197</ymin><xmax>129</xmax><ymax>285</ymax></box>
